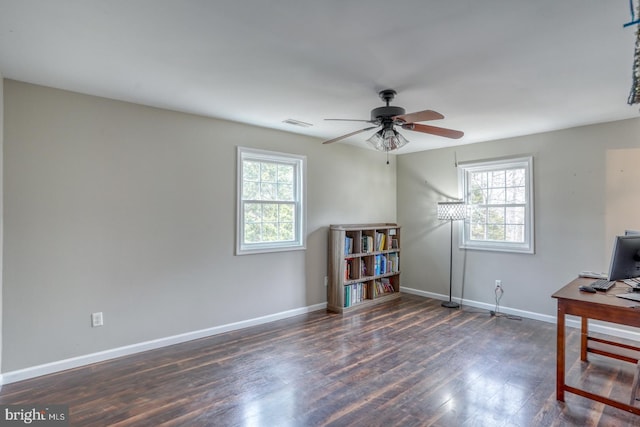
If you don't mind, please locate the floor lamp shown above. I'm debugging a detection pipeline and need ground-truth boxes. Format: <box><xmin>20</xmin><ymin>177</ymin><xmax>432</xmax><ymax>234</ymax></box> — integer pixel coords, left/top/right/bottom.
<box><xmin>437</xmin><ymin>201</ymin><xmax>466</xmax><ymax>308</ymax></box>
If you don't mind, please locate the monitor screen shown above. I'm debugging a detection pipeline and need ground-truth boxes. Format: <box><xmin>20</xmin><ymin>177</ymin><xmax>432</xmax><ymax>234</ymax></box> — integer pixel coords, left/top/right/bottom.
<box><xmin>608</xmin><ymin>235</ymin><xmax>640</xmax><ymax>281</ymax></box>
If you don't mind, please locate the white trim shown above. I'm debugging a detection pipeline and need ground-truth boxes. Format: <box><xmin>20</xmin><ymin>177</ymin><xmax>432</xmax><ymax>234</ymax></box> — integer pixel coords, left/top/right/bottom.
<box><xmin>458</xmin><ymin>155</ymin><xmax>535</xmax><ymax>254</ymax></box>
<box><xmin>2</xmin><ymin>302</ymin><xmax>326</xmax><ymax>385</ymax></box>
<box><xmin>236</xmin><ymin>146</ymin><xmax>307</xmax><ymax>255</ymax></box>
<box><xmin>6</xmin><ymin>290</ymin><xmax>640</xmax><ymax>386</ymax></box>
<box><xmin>400</xmin><ymin>286</ymin><xmax>640</xmax><ymax>343</ymax></box>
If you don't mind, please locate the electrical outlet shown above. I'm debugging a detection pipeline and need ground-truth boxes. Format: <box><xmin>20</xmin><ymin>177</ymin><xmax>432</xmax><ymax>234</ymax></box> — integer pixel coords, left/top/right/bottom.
<box><xmin>324</xmin><ymin>276</ymin><xmax>328</xmax><ymax>287</ymax></box>
<box><xmin>495</xmin><ymin>279</ymin><xmax>502</xmax><ymax>288</ymax></box>
<box><xmin>91</xmin><ymin>312</ymin><xmax>104</xmax><ymax>328</ymax></box>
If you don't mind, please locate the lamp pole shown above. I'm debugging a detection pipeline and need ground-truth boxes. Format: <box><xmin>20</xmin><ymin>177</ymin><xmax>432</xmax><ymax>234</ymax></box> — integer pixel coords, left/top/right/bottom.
<box><xmin>437</xmin><ymin>201</ymin><xmax>464</xmax><ymax>309</ymax></box>
<box><xmin>442</xmin><ymin>217</ymin><xmax>460</xmax><ymax>308</ymax></box>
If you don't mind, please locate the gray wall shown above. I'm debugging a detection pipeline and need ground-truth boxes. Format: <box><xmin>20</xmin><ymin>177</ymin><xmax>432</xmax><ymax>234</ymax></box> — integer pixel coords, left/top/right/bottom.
<box><xmin>397</xmin><ymin>118</ymin><xmax>640</xmax><ymax>317</ymax></box>
<box><xmin>4</xmin><ymin>77</ymin><xmax>639</xmax><ymax>376</ymax></box>
<box><xmin>2</xmin><ymin>80</ymin><xmax>397</xmax><ymax>372</ymax></box>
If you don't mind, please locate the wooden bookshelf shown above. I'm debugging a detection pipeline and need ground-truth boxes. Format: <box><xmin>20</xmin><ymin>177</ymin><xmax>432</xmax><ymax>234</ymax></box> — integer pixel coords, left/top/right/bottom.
<box><xmin>327</xmin><ymin>223</ymin><xmax>401</xmax><ymax>313</ymax></box>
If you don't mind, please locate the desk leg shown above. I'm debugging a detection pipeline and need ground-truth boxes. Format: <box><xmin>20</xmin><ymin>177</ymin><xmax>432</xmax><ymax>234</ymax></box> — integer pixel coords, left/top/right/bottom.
<box><xmin>581</xmin><ymin>317</ymin><xmax>588</xmax><ymax>361</ymax></box>
<box><xmin>557</xmin><ymin>301</ymin><xmax>566</xmax><ymax>401</ymax></box>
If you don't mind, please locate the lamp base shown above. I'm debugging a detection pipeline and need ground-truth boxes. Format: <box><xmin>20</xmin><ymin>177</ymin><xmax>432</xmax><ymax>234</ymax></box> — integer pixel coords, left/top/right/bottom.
<box><xmin>441</xmin><ymin>300</ymin><xmax>460</xmax><ymax>309</ymax></box>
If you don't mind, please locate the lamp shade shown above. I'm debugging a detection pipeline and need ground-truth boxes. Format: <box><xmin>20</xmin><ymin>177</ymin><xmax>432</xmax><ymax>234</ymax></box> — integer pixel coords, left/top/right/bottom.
<box><xmin>366</xmin><ymin>127</ymin><xmax>409</xmax><ymax>152</ymax></box>
<box><xmin>437</xmin><ymin>201</ymin><xmax>466</xmax><ymax>221</ymax></box>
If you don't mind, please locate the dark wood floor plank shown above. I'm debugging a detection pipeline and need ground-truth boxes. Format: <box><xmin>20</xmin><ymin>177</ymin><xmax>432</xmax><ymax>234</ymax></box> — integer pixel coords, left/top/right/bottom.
<box><xmin>1</xmin><ymin>294</ymin><xmax>640</xmax><ymax>426</ymax></box>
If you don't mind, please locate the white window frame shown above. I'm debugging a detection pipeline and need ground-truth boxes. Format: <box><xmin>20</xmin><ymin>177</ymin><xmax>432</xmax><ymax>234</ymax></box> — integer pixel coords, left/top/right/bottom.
<box><xmin>458</xmin><ymin>156</ymin><xmax>534</xmax><ymax>254</ymax></box>
<box><xmin>236</xmin><ymin>146</ymin><xmax>306</xmax><ymax>255</ymax></box>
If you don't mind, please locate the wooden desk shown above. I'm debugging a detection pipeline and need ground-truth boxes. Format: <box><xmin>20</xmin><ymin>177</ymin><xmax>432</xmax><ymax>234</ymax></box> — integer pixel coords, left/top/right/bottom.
<box><xmin>553</xmin><ymin>278</ymin><xmax>640</xmax><ymax>415</ymax></box>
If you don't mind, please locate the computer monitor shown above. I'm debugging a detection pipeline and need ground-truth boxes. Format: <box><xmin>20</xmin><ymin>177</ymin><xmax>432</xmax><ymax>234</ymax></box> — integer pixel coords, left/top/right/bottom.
<box><xmin>608</xmin><ymin>235</ymin><xmax>640</xmax><ymax>281</ymax></box>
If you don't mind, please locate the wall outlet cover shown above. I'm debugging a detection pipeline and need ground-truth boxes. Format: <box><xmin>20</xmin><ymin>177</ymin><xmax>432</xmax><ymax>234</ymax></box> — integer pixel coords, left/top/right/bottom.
<box><xmin>91</xmin><ymin>312</ymin><xmax>104</xmax><ymax>327</ymax></box>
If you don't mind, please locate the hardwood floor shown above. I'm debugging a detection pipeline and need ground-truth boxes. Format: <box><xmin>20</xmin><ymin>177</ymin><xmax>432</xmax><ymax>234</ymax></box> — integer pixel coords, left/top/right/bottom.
<box><xmin>2</xmin><ymin>294</ymin><xmax>640</xmax><ymax>426</ymax></box>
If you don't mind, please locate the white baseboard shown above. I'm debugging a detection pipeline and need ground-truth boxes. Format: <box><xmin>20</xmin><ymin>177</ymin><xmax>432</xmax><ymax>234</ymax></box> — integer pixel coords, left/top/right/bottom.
<box><xmin>6</xmin><ymin>289</ymin><xmax>640</xmax><ymax>386</ymax></box>
<box><xmin>400</xmin><ymin>286</ymin><xmax>640</xmax><ymax>343</ymax></box>
<box><xmin>2</xmin><ymin>302</ymin><xmax>327</xmax><ymax>385</ymax></box>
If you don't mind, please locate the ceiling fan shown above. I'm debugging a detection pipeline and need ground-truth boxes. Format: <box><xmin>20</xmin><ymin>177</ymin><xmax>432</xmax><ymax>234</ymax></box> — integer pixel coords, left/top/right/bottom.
<box><xmin>322</xmin><ymin>89</ymin><xmax>464</xmax><ymax>152</ymax></box>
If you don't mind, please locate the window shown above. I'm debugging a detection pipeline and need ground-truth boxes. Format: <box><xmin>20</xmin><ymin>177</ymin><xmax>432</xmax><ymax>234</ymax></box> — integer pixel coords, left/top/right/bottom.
<box><xmin>458</xmin><ymin>156</ymin><xmax>534</xmax><ymax>253</ymax></box>
<box><xmin>237</xmin><ymin>147</ymin><xmax>306</xmax><ymax>255</ymax></box>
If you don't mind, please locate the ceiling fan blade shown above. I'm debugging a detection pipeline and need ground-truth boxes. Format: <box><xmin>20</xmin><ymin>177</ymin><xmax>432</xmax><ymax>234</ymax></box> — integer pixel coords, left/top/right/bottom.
<box><xmin>402</xmin><ymin>123</ymin><xmax>464</xmax><ymax>139</ymax></box>
<box><xmin>394</xmin><ymin>109</ymin><xmax>444</xmax><ymax>123</ymax></box>
<box><xmin>322</xmin><ymin>126</ymin><xmax>378</xmax><ymax>144</ymax></box>
<box><xmin>324</xmin><ymin>118</ymin><xmax>374</xmax><ymax>123</ymax></box>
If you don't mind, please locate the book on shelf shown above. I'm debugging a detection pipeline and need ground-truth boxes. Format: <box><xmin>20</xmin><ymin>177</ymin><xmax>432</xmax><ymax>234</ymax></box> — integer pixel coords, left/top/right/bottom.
<box><xmin>344</xmin><ymin>236</ymin><xmax>354</xmax><ymax>255</ymax></box>
<box><xmin>345</xmin><ymin>259</ymin><xmax>353</xmax><ymax>280</ymax></box>
<box><xmin>361</xmin><ymin>235</ymin><xmax>374</xmax><ymax>253</ymax></box>
<box><xmin>375</xmin><ymin>232</ymin><xmax>386</xmax><ymax>251</ymax></box>
<box><xmin>388</xmin><ymin>253</ymin><xmax>399</xmax><ymax>272</ymax></box>
<box><xmin>344</xmin><ymin>282</ymin><xmax>368</xmax><ymax>307</ymax></box>
<box><xmin>381</xmin><ymin>277</ymin><xmax>395</xmax><ymax>294</ymax></box>
<box><xmin>373</xmin><ymin>278</ymin><xmax>395</xmax><ymax>296</ymax></box>
<box><xmin>373</xmin><ymin>254</ymin><xmax>388</xmax><ymax>276</ymax></box>
<box><xmin>382</xmin><ymin>277</ymin><xmax>394</xmax><ymax>292</ymax></box>
<box><xmin>344</xmin><ymin>285</ymin><xmax>349</xmax><ymax>307</ymax></box>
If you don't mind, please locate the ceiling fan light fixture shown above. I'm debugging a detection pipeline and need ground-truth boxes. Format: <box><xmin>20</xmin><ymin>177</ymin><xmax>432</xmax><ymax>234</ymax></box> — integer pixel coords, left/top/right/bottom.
<box><xmin>321</xmin><ymin>89</ymin><xmax>464</xmax><ymax>147</ymax></box>
<box><xmin>366</xmin><ymin>128</ymin><xmax>409</xmax><ymax>152</ymax></box>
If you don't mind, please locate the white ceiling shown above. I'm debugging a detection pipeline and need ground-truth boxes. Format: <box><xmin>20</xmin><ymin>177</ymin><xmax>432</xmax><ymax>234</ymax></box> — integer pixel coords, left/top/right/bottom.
<box><xmin>1</xmin><ymin>1</ymin><xmax>638</xmax><ymax>153</ymax></box>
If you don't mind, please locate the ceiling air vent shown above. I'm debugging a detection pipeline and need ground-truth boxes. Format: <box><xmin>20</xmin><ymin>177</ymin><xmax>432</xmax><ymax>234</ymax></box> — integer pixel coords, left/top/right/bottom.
<box><xmin>282</xmin><ymin>119</ymin><xmax>313</xmax><ymax>128</ymax></box>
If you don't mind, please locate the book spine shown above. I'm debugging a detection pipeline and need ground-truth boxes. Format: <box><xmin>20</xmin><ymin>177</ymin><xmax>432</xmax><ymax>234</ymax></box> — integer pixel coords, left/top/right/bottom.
<box><xmin>344</xmin><ymin>284</ymin><xmax>350</xmax><ymax>308</ymax></box>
